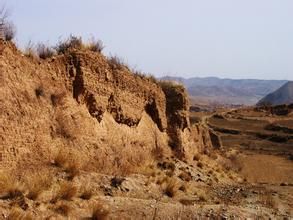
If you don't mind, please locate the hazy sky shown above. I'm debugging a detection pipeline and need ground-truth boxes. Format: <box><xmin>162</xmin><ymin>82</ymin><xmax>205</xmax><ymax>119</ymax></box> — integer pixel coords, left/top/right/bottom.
<box><xmin>4</xmin><ymin>0</ymin><xmax>293</xmax><ymax>80</ymax></box>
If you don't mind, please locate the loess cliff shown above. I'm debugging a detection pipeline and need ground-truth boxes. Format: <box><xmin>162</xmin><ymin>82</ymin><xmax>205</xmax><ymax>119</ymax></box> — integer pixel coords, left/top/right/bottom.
<box><xmin>0</xmin><ymin>40</ymin><xmax>215</xmax><ymax>174</ymax></box>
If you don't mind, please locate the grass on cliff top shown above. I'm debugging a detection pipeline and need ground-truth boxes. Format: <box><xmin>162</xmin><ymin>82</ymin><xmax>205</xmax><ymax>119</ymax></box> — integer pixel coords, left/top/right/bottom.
<box><xmin>55</xmin><ymin>35</ymin><xmax>104</xmax><ymax>54</ymax></box>
<box><xmin>22</xmin><ymin>35</ymin><xmax>105</xmax><ymax>59</ymax></box>
<box><xmin>158</xmin><ymin>80</ymin><xmax>185</xmax><ymax>92</ymax></box>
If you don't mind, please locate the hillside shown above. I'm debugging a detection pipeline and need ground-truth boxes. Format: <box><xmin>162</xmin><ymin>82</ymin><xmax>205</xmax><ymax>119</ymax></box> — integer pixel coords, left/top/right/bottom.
<box><xmin>257</xmin><ymin>81</ymin><xmax>293</xmax><ymax>106</ymax></box>
<box><xmin>162</xmin><ymin>76</ymin><xmax>287</xmax><ymax>106</ymax></box>
<box><xmin>0</xmin><ymin>40</ymin><xmax>292</xmax><ymax>219</ymax></box>
<box><xmin>0</xmin><ymin>40</ymin><xmax>234</xmax><ymax>219</ymax></box>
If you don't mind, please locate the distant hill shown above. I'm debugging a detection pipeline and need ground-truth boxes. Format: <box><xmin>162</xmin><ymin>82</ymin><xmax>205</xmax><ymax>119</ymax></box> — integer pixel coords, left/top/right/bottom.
<box><xmin>257</xmin><ymin>81</ymin><xmax>293</xmax><ymax>106</ymax></box>
<box><xmin>161</xmin><ymin>76</ymin><xmax>287</xmax><ymax>106</ymax></box>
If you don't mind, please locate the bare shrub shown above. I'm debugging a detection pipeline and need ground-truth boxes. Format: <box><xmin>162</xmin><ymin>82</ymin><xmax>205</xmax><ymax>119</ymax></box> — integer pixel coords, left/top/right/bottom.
<box><xmin>86</xmin><ymin>37</ymin><xmax>104</xmax><ymax>52</ymax></box>
<box><xmin>111</xmin><ymin>176</ymin><xmax>125</xmax><ymax>188</ymax></box>
<box><xmin>51</xmin><ymin>181</ymin><xmax>77</xmax><ymax>203</ymax></box>
<box><xmin>36</xmin><ymin>43</ymin><xmax>55</xmax><ymax>59</ymax></box>
<box><xmin>108</xmin><ymin>55</ymin><xmax>127</xmax><ymax>71</ymax></box>
<box><xmin>0</xmin><ymin>5</ymin><xmax>10</xmax><ymax>22</ymax></box>
<box><xmin>3</xmin><ymin>21</ymin><xmax>16</xmax><ymax>41</ymax></box>
<box><xmin>90</xmin><ymin>202</ymin><xmax>110</xmax><ymax>220</ymax></box>
<box><xmin>24</xmin><ymin>40</ymin><xmax>37</xmax><ymax>58</ymax></box>
<box><xmin>55</xmin><ymin>35</ymin><xmax>83</xmax><ymax>54</ymax></box>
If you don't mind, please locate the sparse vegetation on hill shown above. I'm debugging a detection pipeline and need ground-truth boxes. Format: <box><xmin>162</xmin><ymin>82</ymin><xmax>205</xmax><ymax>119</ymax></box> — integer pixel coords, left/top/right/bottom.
<box><xmin>0</xmin><ymin>37</ymin><xmax>292</xmax><ymax>219</ymax></box>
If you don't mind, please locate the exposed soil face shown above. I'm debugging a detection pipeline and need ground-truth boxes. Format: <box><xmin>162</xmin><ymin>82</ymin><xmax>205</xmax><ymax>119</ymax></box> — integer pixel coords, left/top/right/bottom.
<box><xmin>0</xmin><ymin>41</ymin><xmax>173</xmax><ymax>172</ymax></box>
<box><xmin>0</xmin><ymin>41</ymin><xmax>292</xmax><ymax>219</ymax></box>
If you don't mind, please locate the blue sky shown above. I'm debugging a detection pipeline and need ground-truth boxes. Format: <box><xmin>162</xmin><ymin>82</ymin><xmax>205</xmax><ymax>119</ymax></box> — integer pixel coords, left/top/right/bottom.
<box><xmin>4</xmin><ymin>0</ymin><xmax>293</xmax><ymax>80</ymax></box>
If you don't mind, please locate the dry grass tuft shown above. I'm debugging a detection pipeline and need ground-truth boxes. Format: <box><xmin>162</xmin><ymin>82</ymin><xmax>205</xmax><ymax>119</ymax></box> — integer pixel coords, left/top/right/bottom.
<box><xmin>178</xmin><ymin>184</ymin><xmax>187</xmax><ymax>192</ymax></box>
<box><xmin>53</xmin><ymin>149</ymin><xmax>68</xmax><ymax>168</ymax></box>
<box><xmin>35</xmin><ymin>86</ymin><xmax>44</xmax><ymax>98</ymax></box>
<box><xmin>134</xmin><ymin>71</ymin><xmax>158</xmax><ymax>84</ymax></box>
<box><xmin>0</xmin><ymin>171</ymin><xmax>23</xmax><ymax>200</ymax></box>
<box><xmin>163</xmin><ymin>178</ymin><xmax>179</xmax><ymax>198</ymax></box>
<box><xmin>79</xmin><ymin>185</ymin><xmax>94</xmax><ymax>200</ymax></box>
<box><xmin>65</xmin><ymin>161</ymin><xmax>81</xmax><ymax>180</ymax></box>
<box><xmin>193</xmin><ymin>154</ymin><xmax>201</xmax><ymax>161</ymax></box>
<box><xmin>138</xmin><ymin>161</ymin><xmax>156</xmax><ymax>177</ymax></box>
<box><xmin>25</xmin><ymin>171</ymin><xmax>53</xmax><ymax>200</ymax></box>
<box><xmin>158</xmin><ymin>80</ymin><xmax>185</xmax><ymax>92</ymax></box>
<box><xmin>53</xmin><ymin>149</ymin><xmax>82</xmax><ymax>180</ymax></box>
<box><xmin>7</xmin><ymin>208</ymin><xmax>33</xmax><ymax>220</ymax></box>
<box><xmin>197</xmin><ymin>161</ymin><xmax>203</xmax><ymax>169</ymax></box>
<box><xmin>197</xmin><ymin>192</ymin><xmax>208</xmax><ymax>202</ymax></box>
<box><xmin>55</xmin><ymin>35</ymin><xmax>83</xmax><ymax>54</ymax></box>
<box><xmin>36</xmin><ymin>43</ymin><xmax>55</xmax><ymax>59</ymax></box>
<box><xmin>108</xmin><ymin>55</ymin><xmax>127</xmax><ymax>71</ymax></box>
<box><xmin>23</xmin><ymin>41</ymin><xmax>37</xmax><ymax>59</ymax></box>
<box><xmin>4</xmin><ymin>21</ymin><xmax>16</xmax><ymax>41</ymax></box>
<box><xmin>55</xmin><ymin>202</ymin><xmax>71</xmax><ymax>216</ymax></box>
<box><xmin>90</xmin><ymin>202</ymin><xmax>110</xmax><ymax>220</ymax></box>
<box><xmin>178</xmin><ymin>171</ymin><xmax>192</xmax><ymax>182</ymax></box>
<box><xmin>51</xmin><ymin>181</ymin><xmax>77</xmax><ymax>203</ymax></box>
<box><xmin>86</xmin><ymin>37</ymin><xmax>105</xmax><ymax>53</ymax></box>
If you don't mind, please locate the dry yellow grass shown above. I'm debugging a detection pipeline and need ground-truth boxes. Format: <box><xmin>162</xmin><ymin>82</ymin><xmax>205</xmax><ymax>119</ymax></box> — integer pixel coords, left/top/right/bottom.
<box><xmin>53</xmin><ymin>150</ymin><xmax>68</xmax><ymax>168</ymax></box>
<box><xmin>55</xmin><ymin>202</ymin><xmax>71</xmax><ymax>216</ymax></box>
<box><xmin>53</xmin><ymin>149</ymin><xmax>82</xmax><ymax>180</ymax></box>
<box><xmin>7</xmin><ymin>208</ymin><xmax>33</xmax><ymax>220</ymax></box>
<box><xmin>90</xmin><ymin>202</ymin><xmax>110</xmax><ymax>220</ymax></box>
<box><xmin>162</xmin><ymin>178</ymin><xmax>179</xmax><ymax>198</ymax></box>
<box><xmin>0</xmin><ymin>171</ymin><xmax>23</xmax><ymax>199</ymax></box>
<box><xmin>178</xmin><ymin>171</ymin><xmax>192</xmax><ymax>182</ymax></box>
<box><xmin>24</xmin><ymin>171</ymin><xmax>53</xmax><ymax>200</ymax></box>
<box><xmin>51</xmin><ymin>181</ymin><xmax>77</xmax><ymax>203</ymax></box>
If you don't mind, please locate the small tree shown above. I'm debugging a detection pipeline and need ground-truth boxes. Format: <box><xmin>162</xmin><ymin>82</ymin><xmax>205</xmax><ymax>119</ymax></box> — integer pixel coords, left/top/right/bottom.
<box><xmin>0</xmin><ymin>4</ymin><xmax>16</xmax><ymax>41</ymax></box>
<box><xmin>3</xmin><ymin>21</ymin><xmax>15</xmax><ymax>41</ymax></box>
<box><xmin>0</xmin><ymin>4</ymin><xmax>10</xmax><ymax>22</ymax></box>
<box><xmin>37</xmin><ymin>43</ymin><xmax>55</xmax><ymax>59</ymax></box>
<box><xmin>55</xmin><ymin>35</ymin><xmax>83</xmax><ymax>54</ymax></box>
